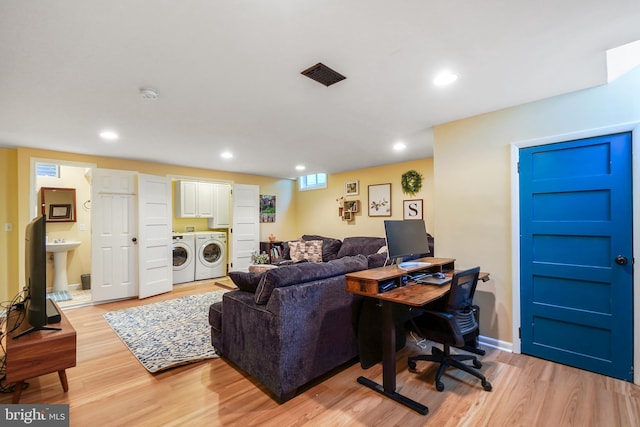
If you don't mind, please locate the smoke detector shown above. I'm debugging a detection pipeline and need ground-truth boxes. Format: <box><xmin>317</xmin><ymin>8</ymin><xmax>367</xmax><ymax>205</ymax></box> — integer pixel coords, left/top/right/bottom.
<box><xmin>139</xmin><ymin>87</ymin><xmax>159</xmax><ymax>99</ymax></box>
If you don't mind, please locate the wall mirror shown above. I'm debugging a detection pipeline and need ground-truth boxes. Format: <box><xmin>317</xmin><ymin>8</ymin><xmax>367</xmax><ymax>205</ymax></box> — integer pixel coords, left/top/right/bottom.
<box><xmin>40</xmin><ymin>187</ymin><xmax>77</xmax><ymax>222</ymax></box>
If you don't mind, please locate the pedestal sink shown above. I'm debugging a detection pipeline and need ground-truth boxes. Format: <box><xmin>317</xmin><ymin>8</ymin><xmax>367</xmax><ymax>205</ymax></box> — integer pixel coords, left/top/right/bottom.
<box><xmin>46</xmin><ymin>241</ymin><xmax>81</xmax><ymax>292</ymax></box>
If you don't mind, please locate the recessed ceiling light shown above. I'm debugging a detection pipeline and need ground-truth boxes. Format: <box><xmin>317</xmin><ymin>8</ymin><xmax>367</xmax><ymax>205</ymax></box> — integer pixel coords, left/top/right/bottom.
<box><xmin>295</xmin><ymin>165</ymin><xmax>306</xmax><ymax>171</ymax></box>
<box><xmin>433</xmin><ymin>71</ymin><xmax>458</xmax><ymax>86</ymax></box>
<box><xmin>393</xmin><ymin>142</ymin><xmax>406</xmax><ymax>151</ymax></box>
<box><xmin>99</xmin><ymin>130</ymin><xmax>119</xmax><ymax>141</ymax></box>
<box><xmin>220</xmin><ymin>151</ymin><xmax>233</xmax><ymax>159</ymax></box>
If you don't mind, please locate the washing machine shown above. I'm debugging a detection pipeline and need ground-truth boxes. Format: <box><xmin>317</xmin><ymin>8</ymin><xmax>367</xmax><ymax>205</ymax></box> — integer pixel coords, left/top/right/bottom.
<box><xmin>172</xmin><ymin>233</ymin><xmax>196</xmax><ymax>284</ymax></box>
<box><xmin>194</xmin><ymin>232</ymin><xmax>227</xmax><ymax>280</ymax></box>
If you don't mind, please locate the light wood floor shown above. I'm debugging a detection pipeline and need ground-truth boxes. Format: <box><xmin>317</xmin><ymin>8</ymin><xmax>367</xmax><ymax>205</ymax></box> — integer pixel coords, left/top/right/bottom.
<box><xmin>2</xmin><ymin>280</ymin><xmax>639</xmax><ymax>426</ymax></box>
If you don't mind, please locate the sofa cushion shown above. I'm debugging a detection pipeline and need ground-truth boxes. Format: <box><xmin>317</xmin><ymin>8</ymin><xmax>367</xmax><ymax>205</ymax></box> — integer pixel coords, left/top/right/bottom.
<box><xmin>302</xmin><ymin>235</ymin><xmax>342</xmax><ymax>262</ymax></box>
<box><xmin>208</xmin><ymin>301</ymin><xmax>223</xmax><ymax>332</ymax></box>
<box><xmin>367</xmin><ymin>252</ymin><xmax>388</xmax><ymax>268</ymax></box>
<box><xmin>254</xmin><ymin>254</ymin><xmax>368</xmax><ymax>304</ymax></box>
<box><xmin>289</xmin><ymin>240</ymin><xmax>323</xmax><ymax>263</ymax></box>
<box><xmin>228</xmin><ymin>271</ymin><xmax>263</xmax><ymax>293</ymax></box>
<box><xmin>337</xmin><ymin>236</ymin><xmax>387</xmax><ymax>258</ymax></box>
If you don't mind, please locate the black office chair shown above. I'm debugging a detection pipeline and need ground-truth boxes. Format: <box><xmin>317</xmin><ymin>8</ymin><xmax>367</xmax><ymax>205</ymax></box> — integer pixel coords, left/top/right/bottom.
<box><xmin>407</xmin><ymin>266</ymin><xmax>492</xmax><ymax>392</ymax></box>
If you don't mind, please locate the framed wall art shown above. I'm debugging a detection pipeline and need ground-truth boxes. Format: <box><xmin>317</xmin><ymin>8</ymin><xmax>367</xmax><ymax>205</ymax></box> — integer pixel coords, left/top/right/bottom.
<box><xmin>403</xmin><ymin>199</ymin><xmax>423</xmax><ymax>220</ymax></box>
<box><xmin>345</xmin><ymin>180</ymin><xmax>359</xmax><ymax>196</ymax></box>
<box><xmin>344</xmin><ymin>200</ymin><xmax>359</xmax><ymax>213</ymax></box>
<box><xmin>260</xmin><ymin>195</ymin><xmax>276</xmax><ymax>223</ymax></box>
<box><xmin>368</xmin><ymin>183</ymin><xmax>391</xmax><ymax>217</ymax></box>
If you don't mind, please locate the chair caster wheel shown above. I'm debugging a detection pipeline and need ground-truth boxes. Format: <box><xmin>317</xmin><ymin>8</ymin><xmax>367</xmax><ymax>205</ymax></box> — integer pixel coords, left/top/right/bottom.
<box><xmin>408</xmin><ymin>360</ymin><xmax>417</xmax><ymax>370</ymax></box>
<box><xmin>435</xmin><ymin>381</ymin><xmax>445</xmax><ymax>392</ymax></box>
<box><xmin>482</xmin><ymin>380</ymin><xmax>492</xmax><ymax>391</ymax></box>
<box><xmin>473</xmin><ymin>359</ymin><xmax>482</xmax><ymax>368</ymax></box>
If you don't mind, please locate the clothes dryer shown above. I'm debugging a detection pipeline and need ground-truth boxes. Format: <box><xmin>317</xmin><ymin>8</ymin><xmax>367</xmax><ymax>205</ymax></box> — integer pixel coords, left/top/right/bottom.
<box><xmin>172</xmin><ymin>233</ymin><xmax>196</xmax><ymax>284</ymax></box>
<box><xmin>194</xmin><ymin>232</ymin><xmax>227</xmax><ymax>280</ymax></box>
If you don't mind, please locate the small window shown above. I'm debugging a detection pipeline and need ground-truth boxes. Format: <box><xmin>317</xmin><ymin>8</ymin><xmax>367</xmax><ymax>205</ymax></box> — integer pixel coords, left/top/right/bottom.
<box><xmin>36</xmin><ymin>163</ymin><xmax>59</xmax><ymax>178</ymax></box>
<box><xmin>299</xmin><ymin>173</ymin><xmax>327</xmax><ymax>191</ymax></box>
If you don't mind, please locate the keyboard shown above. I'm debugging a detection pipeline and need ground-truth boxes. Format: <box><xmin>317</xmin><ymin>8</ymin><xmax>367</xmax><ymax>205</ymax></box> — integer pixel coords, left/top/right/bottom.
<box><xmin>415</xmin><ymin>276</ymin><xmax>451</xmax><ymax>286</ymax></box>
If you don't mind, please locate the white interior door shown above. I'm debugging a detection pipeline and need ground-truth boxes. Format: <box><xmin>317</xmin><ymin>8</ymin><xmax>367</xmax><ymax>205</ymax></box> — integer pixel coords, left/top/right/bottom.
<box><xmin>231</xmin><ymin>184</ymin><xmax>259</xmax><ymax>272</ymax></box>
<box><xmin>137</xmin><ymin>173</ymin><xmax>172</xmax><ymax>299</ymax></box>
<box><xmin>91</xmin><ymin>169</ymin><xmax>137</xmax><ymax>302</ymax></box>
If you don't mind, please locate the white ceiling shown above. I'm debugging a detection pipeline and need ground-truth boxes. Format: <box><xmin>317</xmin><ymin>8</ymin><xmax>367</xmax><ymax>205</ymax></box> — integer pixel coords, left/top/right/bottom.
<box><xmin>1</xmin><ymin>1</ymin><xmax>640</xmax><ymax>179</ymax></box>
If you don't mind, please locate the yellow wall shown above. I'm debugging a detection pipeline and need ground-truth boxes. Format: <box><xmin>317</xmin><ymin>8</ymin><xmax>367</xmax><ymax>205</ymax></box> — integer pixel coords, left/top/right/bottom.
<box><xmin>10</xmin><ymin>146</ymin><xmax>298</xmax><ymax>299</ymax></box>
<box><xmin>0</xmin><ymin>148</ymin><xmax>19</xmax><ymax>302</ymax></box>
<box><xmin>433</xmin><ymin>66</ymin><xmax>640</xmax><ymax>343</ymax></box>
<box><xmin>5</xmin><ymin>146</ymin><xmax>428</xmax><ymax>300</ymax></box>
<box><xmin>296</xmin><ymin>159</ymin><xmax>434</xmax><ymax>240</ymax></box>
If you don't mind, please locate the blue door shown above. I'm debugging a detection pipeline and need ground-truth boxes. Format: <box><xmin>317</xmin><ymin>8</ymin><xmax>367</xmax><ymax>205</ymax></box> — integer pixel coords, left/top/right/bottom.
<box><xmin>519</xmin><ymin>132</ymin><xmax>633</xmax><ymax>381</ymax></box>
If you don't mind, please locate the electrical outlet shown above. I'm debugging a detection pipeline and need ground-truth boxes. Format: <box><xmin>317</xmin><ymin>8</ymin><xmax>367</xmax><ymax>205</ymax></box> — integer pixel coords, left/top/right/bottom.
<box><xmin>4</xmin><ymin>223</ymin><xmax>12</xmax><ymax>232</ymax></box>
<box><xmin>79</xmin><ymin>223</ymin><xmax>86</xmax><ymax>231</ymax></box>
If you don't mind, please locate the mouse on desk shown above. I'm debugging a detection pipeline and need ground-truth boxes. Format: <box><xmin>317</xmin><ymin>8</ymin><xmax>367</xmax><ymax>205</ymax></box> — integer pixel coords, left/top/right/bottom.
<box><xmin>433</xmin><ymin>272</ymin><xmax>446</xmax><ymax>279</ymax></box>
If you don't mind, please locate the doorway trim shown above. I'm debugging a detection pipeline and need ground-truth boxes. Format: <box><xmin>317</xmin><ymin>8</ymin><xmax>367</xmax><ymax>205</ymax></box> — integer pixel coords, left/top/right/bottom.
<box><xmin>510</xmin><ymin>121</ymin><xmax>640</xmax><ymax>385</ymax></box>
<box><xmin>29</xmin><ymin>157</ymin><xmax>97</xmax><ymax>218</ymax></box>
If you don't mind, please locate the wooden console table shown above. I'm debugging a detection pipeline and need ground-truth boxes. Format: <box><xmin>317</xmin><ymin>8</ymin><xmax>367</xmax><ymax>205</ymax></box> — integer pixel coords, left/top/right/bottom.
<box><xmin>5</xmin><ymin>300</ymin><xmax>76</xmax><ymax>403</ymax></box>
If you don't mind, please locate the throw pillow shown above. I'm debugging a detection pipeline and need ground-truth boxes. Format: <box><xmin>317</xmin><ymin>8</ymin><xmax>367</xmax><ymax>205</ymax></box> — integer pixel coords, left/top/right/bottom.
<box><xmin>228</xmin><ymin>271</ymin><xmax>263</xmax><ymax>293</ymax></box>
<box><xmin>289</xmin><ymin>240</ymin><xmax>323</xmax><ymax>263</ymax></box>
<box><xmin>302</xmin><ymin>235</ymin><xmax>342</xmax><ymax>261</ymax></box>
<box><xmin>281</xmin><ymin>241</ymin><xmax>292</xmax><ymax>260</ymax></box>
<box><xmin>367</xmin><ymin>252</ymin><xmax>388</xmax><ymax>268</ymax></box>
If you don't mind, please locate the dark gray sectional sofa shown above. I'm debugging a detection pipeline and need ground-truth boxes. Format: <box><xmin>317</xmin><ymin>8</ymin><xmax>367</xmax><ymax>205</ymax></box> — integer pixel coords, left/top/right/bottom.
<box><xmin>208</xmin><ymin>234</ymin><xmax>433</xmax><ymax>402</ymax></box>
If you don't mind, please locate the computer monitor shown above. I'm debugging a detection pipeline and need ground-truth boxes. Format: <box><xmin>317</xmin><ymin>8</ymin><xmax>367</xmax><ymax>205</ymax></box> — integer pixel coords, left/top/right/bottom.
<box><xmin>384</xmin><ymin>219</ymin><xmax>431</xmax><ymax>269</ymax></box>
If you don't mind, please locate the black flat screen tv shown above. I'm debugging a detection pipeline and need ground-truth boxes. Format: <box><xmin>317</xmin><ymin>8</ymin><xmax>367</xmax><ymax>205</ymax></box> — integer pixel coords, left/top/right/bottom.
<box><xmin>384</xmin><ymin>219</ymin><xmax>431</xmax><ymax>269</ymax></box>
<box><xmin>14</xmin><ymin>215</ymin><xmax>60</xmax><ymax>339</ymax></box>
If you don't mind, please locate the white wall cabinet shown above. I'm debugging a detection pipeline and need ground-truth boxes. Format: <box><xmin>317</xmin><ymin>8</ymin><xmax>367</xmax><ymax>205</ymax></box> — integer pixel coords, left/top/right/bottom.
<box><xmin>197</xmin><ymin>182</ymin><xmax>215</xmax><ymax>217</ymax></box>
<box><xmin>174</xmin><ymin>180</ymin><xmax>214</xmax><ymax>218</ymax></box>
<box><xmin>208</xmin><ymin>183</ymin><xmax>231</xmax><ymax>228</ymax></box>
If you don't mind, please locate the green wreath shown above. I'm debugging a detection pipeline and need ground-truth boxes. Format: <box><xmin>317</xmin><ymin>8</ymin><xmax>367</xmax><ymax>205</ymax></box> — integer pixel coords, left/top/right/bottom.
<box><xmin>401</xmin><ymin>170</ymin><xmax>423</xmax><ymax>196</ymax></box>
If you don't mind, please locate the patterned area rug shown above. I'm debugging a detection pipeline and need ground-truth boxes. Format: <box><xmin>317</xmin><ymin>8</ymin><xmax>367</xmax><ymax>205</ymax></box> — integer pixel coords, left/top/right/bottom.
<box><xmin>47</xmin><ymin>290</ymin><xmax>72</xmax><ymax>302</ymax></box>
<box><xmin>103</xmin><ymin>290</ymin><xmax>227</xmax><ymax>373</ymax></box>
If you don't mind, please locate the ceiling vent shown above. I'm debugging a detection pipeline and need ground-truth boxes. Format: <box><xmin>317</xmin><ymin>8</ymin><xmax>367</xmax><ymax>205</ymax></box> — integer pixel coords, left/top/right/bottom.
<box><xmin>301</xmin><ymin>63</ymin><xmax>346</xmax><ymax>87</ymax></box>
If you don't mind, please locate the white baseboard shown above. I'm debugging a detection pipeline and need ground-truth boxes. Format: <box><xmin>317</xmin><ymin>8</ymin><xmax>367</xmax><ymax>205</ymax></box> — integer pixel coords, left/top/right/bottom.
<box><xmin>47</xmin><ymin>283</ymin><xmax>81</xmax><ymax>293</ymax></box>
<box><xmin>478</xmin><ymin>335</ymin><xmax>513</xmax><ymax>353</ymax></box>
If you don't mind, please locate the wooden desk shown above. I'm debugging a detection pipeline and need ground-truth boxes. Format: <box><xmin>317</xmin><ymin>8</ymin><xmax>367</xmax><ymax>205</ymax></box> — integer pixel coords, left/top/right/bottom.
<box><xmin>347</xmin><ymin>257</ymin><xmax>489</xmax><ymax>304</ymax></box>
<box><xmin>5</xmin><ymin>300</ymin><xmax>77</xmax><ymax>403</ymax></box>
<box><xmin>345</xmin><ymin>257</ymin><xmax>456</xmax><ymax>415</ymax></box>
